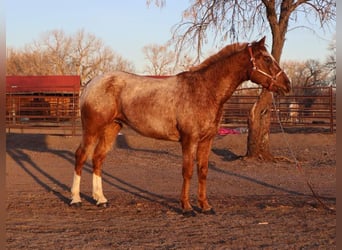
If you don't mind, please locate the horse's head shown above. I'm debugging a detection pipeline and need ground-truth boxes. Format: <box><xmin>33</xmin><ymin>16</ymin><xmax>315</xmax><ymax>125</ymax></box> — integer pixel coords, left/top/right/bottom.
<box><xmin>247</xmin><ymin>37</ymin><xmax>291</xmax><ymax>95</ymax></box>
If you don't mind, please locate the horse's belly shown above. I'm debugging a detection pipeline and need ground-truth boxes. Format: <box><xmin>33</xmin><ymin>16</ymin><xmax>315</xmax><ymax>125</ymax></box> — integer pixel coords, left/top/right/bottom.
<box><xmin>122</xmin><ymin>116</ymin><xmax>180</xmax><ymax>141</ymax></box>
<box><xmin>138</xmin><ymin>128</ymin><xmax>180</xmax><ymax>141</ymax></box>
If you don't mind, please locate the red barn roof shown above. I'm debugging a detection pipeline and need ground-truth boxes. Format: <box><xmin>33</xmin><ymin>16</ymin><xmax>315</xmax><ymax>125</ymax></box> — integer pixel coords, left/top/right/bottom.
<box><xmin>6</xmin><ymin>75</ymin><xmax>80</xmax><ymax>93</ymax></box>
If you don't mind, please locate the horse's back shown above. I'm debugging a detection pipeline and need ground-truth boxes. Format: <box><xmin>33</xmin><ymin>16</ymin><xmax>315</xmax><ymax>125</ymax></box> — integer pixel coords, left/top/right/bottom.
<box><xmin>80</xmin><ymin>72</ymin><xmax>183</xmax><ymax>140</ymax></box>
<box><xmin>116</xmin><ymin>73</ymin><xmax>182</xmax><ymax>140</ymax></box>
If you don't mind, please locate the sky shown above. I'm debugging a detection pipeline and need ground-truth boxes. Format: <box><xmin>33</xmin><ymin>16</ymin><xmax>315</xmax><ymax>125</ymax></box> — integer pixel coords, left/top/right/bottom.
<box><xmin>5</xmin><ymin>0</ymin><xmax>335</xmax><ymax>74</ymax></box>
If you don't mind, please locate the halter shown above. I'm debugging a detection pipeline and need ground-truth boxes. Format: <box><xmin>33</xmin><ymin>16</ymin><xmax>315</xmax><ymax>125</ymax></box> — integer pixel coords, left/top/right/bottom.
<box><xmin>247</xmin><ymin>43</ymin><xmax>284</xmax><ymax>90</ymax></box>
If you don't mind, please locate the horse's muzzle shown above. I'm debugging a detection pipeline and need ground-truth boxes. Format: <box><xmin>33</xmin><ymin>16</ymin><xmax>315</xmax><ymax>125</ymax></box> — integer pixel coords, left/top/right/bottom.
<box><xmin>276</xmin><ymin>83</ymin><xmax>291</xmax><ymax>96</ymax></box>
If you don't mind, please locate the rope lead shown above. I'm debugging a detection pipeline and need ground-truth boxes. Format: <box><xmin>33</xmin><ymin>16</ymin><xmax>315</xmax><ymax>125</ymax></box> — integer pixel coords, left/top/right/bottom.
<box><xmin>271</xmin><ymin>93</ymin><xmax>335</xmax><ymax>214</ymax></box>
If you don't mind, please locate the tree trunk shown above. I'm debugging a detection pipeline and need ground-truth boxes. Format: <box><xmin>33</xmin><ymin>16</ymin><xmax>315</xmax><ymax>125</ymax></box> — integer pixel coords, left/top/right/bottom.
<box><xmin>246</xmin><ymin>89</ymin><xmax>274</xmax><ymax>161</ymax></box>
<box><xmin>245</xmin><ymin>3</ymin><xmax>288</xmax><ymax>162</ymax></box>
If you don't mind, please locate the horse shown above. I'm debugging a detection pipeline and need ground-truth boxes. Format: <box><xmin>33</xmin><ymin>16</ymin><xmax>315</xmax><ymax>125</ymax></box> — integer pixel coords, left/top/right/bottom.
<box><xmin>70</xmin><ymin>36</ymin><xmax>291</xmax><ymax>216</ymax></box>
<box><xmin>288</xmin><ymin>102</ymin><xmax>300</xmax><ymax>124</ymax></box>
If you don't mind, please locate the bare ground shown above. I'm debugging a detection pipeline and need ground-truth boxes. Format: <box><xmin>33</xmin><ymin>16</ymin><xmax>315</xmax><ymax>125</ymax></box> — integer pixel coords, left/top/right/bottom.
<box><xmin>6</xmin><ymin>127</ymin><xmax>336</xmax><ymax>249</ymax></box>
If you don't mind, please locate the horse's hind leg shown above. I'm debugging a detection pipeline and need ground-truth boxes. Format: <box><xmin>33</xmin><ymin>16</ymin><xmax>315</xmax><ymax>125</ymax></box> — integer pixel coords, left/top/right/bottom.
<box><xmin>70</xmin><ymin>133</ymin><xmax>97</xmax><ymax>206</ymax></box>
<box><xmin>92</xmin><ymin>122</ymin><xmax>122</xmax><ymax>206</ymax></box>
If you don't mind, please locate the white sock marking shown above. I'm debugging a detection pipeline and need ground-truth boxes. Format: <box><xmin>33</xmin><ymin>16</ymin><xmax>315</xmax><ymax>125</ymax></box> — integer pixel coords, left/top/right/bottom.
<box><xmin>70</xmin><ymin>172</ymin><xmax>81</xmax><ymax>204</ymax></box>
<box><xmin>92</xmin><ymin>173</ymin><xmax>108</xmax><ymax>205</ymax></box>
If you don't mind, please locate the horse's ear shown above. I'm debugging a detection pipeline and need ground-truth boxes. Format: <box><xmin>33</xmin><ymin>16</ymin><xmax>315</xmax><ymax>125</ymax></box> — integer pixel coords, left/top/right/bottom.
<box><xmin>258</xmin><ymin>36</ymin><xmax>266</xmax><ymax>46</ymax></box>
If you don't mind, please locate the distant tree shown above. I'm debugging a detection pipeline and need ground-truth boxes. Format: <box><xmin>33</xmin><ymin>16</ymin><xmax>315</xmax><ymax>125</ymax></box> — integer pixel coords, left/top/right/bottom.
<box><xmin>6</xmin><ymin>29</ymin><xmax>135</xmax><ymax>85</ymax></box>
<box><xmin>324</xmin><ymin>34</ymin><xmax>336</xmax><ymax>86</ymax></box>
<box><xmin>7</xmin><ymin>47</ymin><xmax>52</xmax><ymax>75</ymax></box>
<box><xmin>176</xmin><ymin>54</ymin><xmax>197</xmax><ymax>72</ymax></box>
<box><xmin>36</xmin><ymin>29</ymin><xmax>73</xmax><ymax>75</ymax></box>
<box><xmin>142</xmin><ymin>43</ymin><xmax>196</xmax><ymax>75</ymax></box>
<box><xmin>282</xmin><ymin>59</ymin><xmax>329</xmax><ymax>88</ymax></box>
<box><xmin>282</xmin><ymin>58</ymin><xmax>331</xmax><ymax>113</ymax></box>
<box><xmin>303</xmin><ymin>59</ymin><xmax>329</xmax><ymax>86</ymax></box>
<box><xmin>142</xmin><ymin>44</ymin><xmax>174</xmax><ymax>75</ymax></box>
<box><xmin>281</xmin><ymin>60</ymin><xmax>306</xmax><ymax>88</ymax></box>
<box><xmin>149</xmin><ymin>0</ymin><xmax>336</xmax><ymax>160</ymax></box>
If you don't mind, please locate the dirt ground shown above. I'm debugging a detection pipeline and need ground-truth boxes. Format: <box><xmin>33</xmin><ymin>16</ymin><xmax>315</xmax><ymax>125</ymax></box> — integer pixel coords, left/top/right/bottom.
<box><xmin>6</xmin><ymin>127</ymin><xmax>336</xmax><ymax>249</ymax></box>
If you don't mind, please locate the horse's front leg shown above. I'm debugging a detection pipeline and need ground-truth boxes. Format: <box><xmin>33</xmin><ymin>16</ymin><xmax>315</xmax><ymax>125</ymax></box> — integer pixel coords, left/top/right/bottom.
<box><xmin>92</xmin><ymin>172</ymin><xmax>107</xmax><ymax>206</ymax></box>
<box><xmin>196</xmin><ymin>139</ymin><xmax>215</xmax><ymax>214</ymax></box>
<box><xmin>180</xmin><ymin>137</ymin><xmax>197</xmax><ymax>216</ymax></box>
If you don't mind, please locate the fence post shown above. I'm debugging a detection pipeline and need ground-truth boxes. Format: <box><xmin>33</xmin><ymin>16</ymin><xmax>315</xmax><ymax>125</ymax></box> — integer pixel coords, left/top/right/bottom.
<box><xmin>72</xmin><ymin>86</ymin><xmax>76</xmax><ymax>136</ymax></box>
<box><xmin>329</xmin><ymin>86</ymin><xmax>333</xmax><ymax>133</ymax></box>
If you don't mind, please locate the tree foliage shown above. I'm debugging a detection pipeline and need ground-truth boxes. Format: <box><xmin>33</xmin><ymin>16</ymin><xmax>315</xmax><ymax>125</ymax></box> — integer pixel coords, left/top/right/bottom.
<box><xmin>283</xmin><ymin>59</ymin><xmax>329</xmax><ymax>87</ymax></box>
<box><xmin>170</xmin><ymin>0</ymin><xmax>336</xmax><ymax>62</ymax></box>
<box><xmin>281</xmin><ymin>35</ymin><xmax>336</xmax><ymax>88</ymax></box>
<box><xmin>324</xmin><ymin>34</ymin><xmax>336</xmax><ymax>85</ymax></box>
<box><xmin>142</xmin><ymin>43</ymin><xmax>195</xmax><ymax>75</ymax></box>
<box><xmin>142</xmin><ymin>44</ymin><xmax>175</xmax><ymax>75</ymax></box>
<box><xmin>6</xmin><ymin>29</ymin><xmax>135</xmax><ymax>85</ymax></box>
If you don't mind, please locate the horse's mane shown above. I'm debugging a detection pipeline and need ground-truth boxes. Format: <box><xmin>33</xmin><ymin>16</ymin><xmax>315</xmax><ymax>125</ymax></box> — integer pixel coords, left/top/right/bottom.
<box><xmin>189</xmin><ymin>42</ymin><xmax>248</xmax><ymax>71</ymax></box>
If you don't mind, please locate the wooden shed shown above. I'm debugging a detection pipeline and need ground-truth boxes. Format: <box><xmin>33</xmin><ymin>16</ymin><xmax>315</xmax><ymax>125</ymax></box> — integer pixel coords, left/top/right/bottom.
<box><xmin>6</xmin><ymin>75</ymin><xmax>81</xmax><ymax>132</ymax></box>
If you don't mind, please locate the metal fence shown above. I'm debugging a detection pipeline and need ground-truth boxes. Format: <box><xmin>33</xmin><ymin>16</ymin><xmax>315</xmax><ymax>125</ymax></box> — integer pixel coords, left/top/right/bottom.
<box><xmin>221</xmin><ymin>86</ymin><xmax>336</xmax><ymax>133</ymax></box>
<box><xmin>6</xmin><ymin>91</ymin><xmax>80</xmax><ymax>135</ymax></box>
<box><xmin>6</xmin><ymin>86</ymin><xmax>336</xmax><ymax>135</ymax></box>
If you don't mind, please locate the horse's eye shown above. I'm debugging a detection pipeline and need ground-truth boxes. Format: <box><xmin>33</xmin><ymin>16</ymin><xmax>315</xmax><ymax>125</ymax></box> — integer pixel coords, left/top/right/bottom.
<box><xmin>265</xmin><ymin>56</ymin><xmax>273</xmax><ymax>64</ymax></box>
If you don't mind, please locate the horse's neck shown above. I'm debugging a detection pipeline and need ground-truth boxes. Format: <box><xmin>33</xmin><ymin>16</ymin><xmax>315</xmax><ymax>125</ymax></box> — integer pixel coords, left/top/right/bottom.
<box><xmin>202</xmin><ymin>51</ymin><xmax>250</xmax><ymax>104</ymax></box>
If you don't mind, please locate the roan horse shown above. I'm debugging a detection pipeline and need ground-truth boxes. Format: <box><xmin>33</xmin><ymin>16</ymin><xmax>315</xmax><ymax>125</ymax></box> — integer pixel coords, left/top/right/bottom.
<box><xmin>70</xmin><ymin>36</ymin><xmax>291</xmax><ymax>215</ymax></box>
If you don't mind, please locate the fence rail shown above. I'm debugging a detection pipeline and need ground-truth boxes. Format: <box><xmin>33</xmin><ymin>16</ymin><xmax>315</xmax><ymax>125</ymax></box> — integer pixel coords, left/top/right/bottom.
<box><xmin>6</xmin><ymin>86</ymin><xmax>336</xmax><ymax>135</ymax></box>
<box><xmin>221</xmin><ymin>86</ymin><xmax>336</xmax><ymax>133</ymax></box>
<box><xmin>6</xmin><ymin>91</ymin><xmax>80</xmax><ymax>135</ymax></box>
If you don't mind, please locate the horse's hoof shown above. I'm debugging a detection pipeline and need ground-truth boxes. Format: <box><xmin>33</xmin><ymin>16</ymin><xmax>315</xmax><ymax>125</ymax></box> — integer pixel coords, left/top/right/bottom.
<box><xmin>70</xmin><ymin>202</ymin><xmax>82</xmax><ymax>208</ymax></box>
<box><xmin>182</xmin><ymin>210</ymin><xmax>196</xmax><ymax>217</ymax></box>
<box><xmin>201</xmin><ymin>208</ymin><xmax>216</xmax><ymax>215</ymax></box>
<box><xmin>97</xmin><ymin>202</ymin><xmax>109</xmax><ymax>208</ymax></box>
